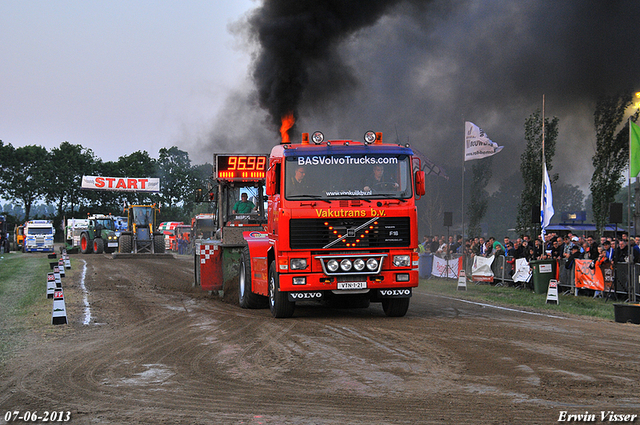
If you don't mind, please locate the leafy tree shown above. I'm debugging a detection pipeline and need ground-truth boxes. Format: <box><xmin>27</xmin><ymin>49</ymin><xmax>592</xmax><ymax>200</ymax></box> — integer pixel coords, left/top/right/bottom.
<box><xmin>467</xmin><ymin>157</ymin><xmax>492</xmax><ymax>237</ymax></box>
<box><xmin>157</xmin><ymin>147</ymin><xmax>194</xmax><ymax>209</ymax></box>
<box><xmin>46</xmin><ymin>141</ymin><xmax>97</xmax><ymax>218</ymax></box>
<box><xmin>113</xmin><ymin>151</ymin><xmax>159</xmax><ymax>206</ymax></box>
<box><xmin>590</xmin><ymin>92</ymin><xmax>639</xmax><ymax>235</ymax></box>
<box><xmin>516</xmin><ymin>110</ymin><xmax>559</xmax><ymax>237</ymax></box>
<box><xmin>486</xmin><ymin>170</ymin><xmax>523</xmax><ymax>238</ymax></box>
<box><xmin>0</xmin><ymin>144</ymin><xmax>51</xmax><ymax>221</ymax></box>
<box><xmin>553</xmin><ymin>183</ymin><xmax>584</xmax><ymax>215</ymax></box>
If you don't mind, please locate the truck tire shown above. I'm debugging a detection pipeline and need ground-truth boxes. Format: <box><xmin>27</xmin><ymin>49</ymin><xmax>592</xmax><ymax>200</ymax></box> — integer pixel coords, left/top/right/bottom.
<box><xmin>153</xmin><ymin>234</ymin><xmax>165</xmax><ymax>253</ymax></box>
<box><xmin>93</xmin><ymin>238</ymin><xmax>104</xmax><ymax>254</ymax></box>
<box><xmin>239</xmin><ymin>247</ymin><xmax>267</xmax><ymax>309</ymax></box>
<box><xmin>381</xmin><ymin>297</ymin><xmax>410</xmax><ymax>317</ymax></box>
<box><xmin>119</xmin><ymin>234</ymin><xmax>132</xmax><ymax>253</ymax></box>
<box><xmin>80</xmin><ymin>233</ymin><xmax>93</xmax><ymax>254</ymax></box>
<box><xmin>268</xmin><ymin>261</ymin><xmax>294</xmax><ymax>318</ymax></box>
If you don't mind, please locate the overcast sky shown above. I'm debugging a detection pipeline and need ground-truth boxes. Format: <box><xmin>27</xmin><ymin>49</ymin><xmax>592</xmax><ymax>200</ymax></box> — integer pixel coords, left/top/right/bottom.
<box><xmin>2</xmin><ymin>0</ymin><xmax>640</xmax><ymax>198</ymax></box>
<box><xmin>1</xmin><ymin>0</ymin><xmax>254</xmax><ymax>162</ymax></box>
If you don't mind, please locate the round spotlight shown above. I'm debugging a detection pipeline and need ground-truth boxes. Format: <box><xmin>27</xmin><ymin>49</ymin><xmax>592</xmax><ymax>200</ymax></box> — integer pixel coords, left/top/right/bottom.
<box><xmin>363</xmin><ymin>131</ymin><xmax>376</xmax><ymax>144</ymax></box>
<box><xmin>311</xmin><ymin>131</ymin><xmax>324</xmax><ymax>144</ymax></box>
<box><xmin>353</xmin><ymin>258</ymin><xmax>365</xmax><ymax>271</ymax></box>
<box><xmin>327</xmin><ymin>259</ymin><xmax>339</xmax><ymax>272</ymax></box>
<box><xmin>366</xmin><ymin>258</ymin><xmax>379</xmax><ymax>271</ymax></box>
<box><xmin>340</xmin><ymin>259</ymin><xmax>352</xmax><ymax>272</ymax></box>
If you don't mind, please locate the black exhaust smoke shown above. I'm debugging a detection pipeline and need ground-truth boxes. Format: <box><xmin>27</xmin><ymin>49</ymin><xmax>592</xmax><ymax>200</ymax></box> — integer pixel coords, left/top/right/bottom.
<box><xmin>248</xmin><ymin>0</ymin><xmax>407</xmax><ymax>136</ymax></box>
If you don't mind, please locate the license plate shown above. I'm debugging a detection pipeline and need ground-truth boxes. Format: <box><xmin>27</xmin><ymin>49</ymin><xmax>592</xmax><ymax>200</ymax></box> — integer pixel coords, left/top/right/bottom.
<box><xmin>107</xmin><ymin>243</ymin><xmax>118</xmax><ymax>248</ymax></box>
<box><xmin>337</xmin><ymin>281</ymin><xmax>367</xmax><ymax>290</ymax></box>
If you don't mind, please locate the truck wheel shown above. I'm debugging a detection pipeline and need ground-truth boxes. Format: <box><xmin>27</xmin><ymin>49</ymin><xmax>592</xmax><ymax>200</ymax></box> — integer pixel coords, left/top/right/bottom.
<box><xmin>119</xmin><ymin>235</ymin><xmax>132</xmax><ymax>253</ymax></box>
<box><xmin>80</xmin><ymin>233</ymin><xmax>93</xmax><ymax>254</ymax></box>
<box><xmin>153</xmin><ymin>234</ymin><xmax>165</xmax><ymax>253</ymax></box>
<box><xmin>239</xmin><ymin>247</ymin><xmax>267</xmax><ymax>309</ymax></box>
<box><xmin>93</xmin><ymin>238</ymin><xmax>104</xmax><ymax>254</ymax></box>
<box><xmin>381</xmin><ymin>298</ymin><xmax>410</xmax><ymax>317</ymax></box>
<box><xmin>268</xmin><ymin>261</ymin><xmax>294</xmax><ymax>318</ymax></box>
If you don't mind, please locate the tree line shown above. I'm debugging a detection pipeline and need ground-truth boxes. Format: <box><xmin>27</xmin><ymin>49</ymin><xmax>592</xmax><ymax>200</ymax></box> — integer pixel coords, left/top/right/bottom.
<box><xmin>0</xmin><ymin>142</ymin><xmax>213</xmax><ymax>231</ymax></box>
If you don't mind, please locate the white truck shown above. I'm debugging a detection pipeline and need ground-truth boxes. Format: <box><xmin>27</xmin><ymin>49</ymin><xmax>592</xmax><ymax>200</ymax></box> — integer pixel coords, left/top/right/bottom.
<box><xmin>23</xmin><ymin>220</ymin><xmax>55</xmax><ymax>253</ymax></box>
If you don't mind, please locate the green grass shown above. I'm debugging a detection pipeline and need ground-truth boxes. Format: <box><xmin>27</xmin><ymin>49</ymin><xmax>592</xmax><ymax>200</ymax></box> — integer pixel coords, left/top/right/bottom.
<box><xmin>0</xmin><ymin>252</ymin><xmax>53</xmax><ymax>364</ymax></box>
<box><xmin>419</xmin><ymin>277</ymin><xmax>618</xmax><ymax>321</ymax></box>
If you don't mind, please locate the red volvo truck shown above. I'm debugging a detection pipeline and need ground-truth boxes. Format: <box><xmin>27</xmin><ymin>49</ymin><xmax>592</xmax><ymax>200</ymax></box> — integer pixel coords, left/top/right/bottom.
<box><xmin>196</xmin><ymin>131</ymin><xmax>425</xmax><ymax>318</ymax></box>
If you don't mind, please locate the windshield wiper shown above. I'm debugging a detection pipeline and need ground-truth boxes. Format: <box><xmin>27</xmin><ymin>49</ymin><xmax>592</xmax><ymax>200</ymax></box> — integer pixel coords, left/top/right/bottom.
<box><xmin>290</xmin><ymin>194</ymin><xmax>331</xmax><ymax>204</ymax></box>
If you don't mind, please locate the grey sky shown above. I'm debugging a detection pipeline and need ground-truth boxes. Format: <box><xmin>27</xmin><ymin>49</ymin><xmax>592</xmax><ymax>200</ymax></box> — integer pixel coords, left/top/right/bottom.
<box><xmin>2</xmin><ymin>0</ymin><xmax>640</xmax><ymax>199</ymax></box>
<box><xmin>1</xmin><ymin>0</ymin><xmax>253</xmax><ymax>162</ymax></box>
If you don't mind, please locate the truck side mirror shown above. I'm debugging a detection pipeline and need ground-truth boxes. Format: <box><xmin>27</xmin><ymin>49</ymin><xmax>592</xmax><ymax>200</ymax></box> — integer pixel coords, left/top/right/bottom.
<box><xmin>415</xmin><ymin>170</ymin><xmax>426</xmax><ymax>197</ymax></box>
<box><xmin>266</xmin><ymin>167</ymin><xmax>277</xmax><ymax>196</ymax></box>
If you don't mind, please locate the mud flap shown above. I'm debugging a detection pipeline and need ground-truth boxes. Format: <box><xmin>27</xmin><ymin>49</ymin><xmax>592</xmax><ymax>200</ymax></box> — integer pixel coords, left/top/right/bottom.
<box><xmin>198</xmin><ymin>242</ymin><xmax>224</xmax><ymax>291</ymax></box>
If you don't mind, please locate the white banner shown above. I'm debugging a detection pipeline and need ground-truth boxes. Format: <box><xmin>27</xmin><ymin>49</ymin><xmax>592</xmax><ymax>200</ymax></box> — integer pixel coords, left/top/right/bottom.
<box><xmin>512</xmin><ymin>258</ymin><xmax>532</xmax><ymax>283</ymax></box>
<box><xmin>464</xmin><ymin>122</ymin><xmax>504</xmax><ymax>161</ymax></box>
<box><xmin>81</xmin><ymin>176</ymin><xmax>160</xmax><ymax>192</ymax></box>
<box><xmin>431</xmin><ymin>255</ymin><xmax>460</xmax><ymax>279</ymax></box>
<box><xmin>472</xmin><ymin>255</ymin><xmax>495</xmax><ymax>282</ymax></box>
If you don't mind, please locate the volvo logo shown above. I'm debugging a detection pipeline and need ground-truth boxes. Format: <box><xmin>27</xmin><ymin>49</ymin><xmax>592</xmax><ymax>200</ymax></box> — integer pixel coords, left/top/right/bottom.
<box><xmin>289</xmin><ymin>292</ymin><xmax>323</xmax><ymax>299</ymax></box>
<box><xmin>379</xmin><ymin>289</ymin><xmax>411</xmax><ymax>297</ymax></box>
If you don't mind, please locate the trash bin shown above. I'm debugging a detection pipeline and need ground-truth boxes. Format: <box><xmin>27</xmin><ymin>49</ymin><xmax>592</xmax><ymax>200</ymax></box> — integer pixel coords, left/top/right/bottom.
<box><xmin>419</xmin><ymin>253</ymin><xmax>433</xmax><ymax>279</ymax></box>
<box><xmin>530</xmin><ymin>259</ymin><xmax>556</xmax><ymax>294</ymax></box>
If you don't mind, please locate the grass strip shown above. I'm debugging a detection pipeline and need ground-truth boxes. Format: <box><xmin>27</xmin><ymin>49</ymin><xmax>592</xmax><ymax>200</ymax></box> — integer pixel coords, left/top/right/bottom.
<box><xmin>419</xmin><ymin>277</ymin><xmax>616</xmax><ymax>321</ymax></box>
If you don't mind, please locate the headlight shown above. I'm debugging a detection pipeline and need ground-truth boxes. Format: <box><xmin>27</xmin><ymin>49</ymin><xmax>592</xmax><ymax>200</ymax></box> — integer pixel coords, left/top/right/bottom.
<box><xmin>353</xmin><ymin>258</ymin><xmax>365</xmax><ymax>271</ymax></box>
<box><xmin>290</xmin><ymin>258</ymin><xmax>307</xmax><ymax>270</ymax></box>
<box><xmin>311</xmin><ymin>131</ymin><xmax>324</xmax><ymax>144</ymax></box>
<box><xmin>340</xmin><ymin>259</ymin><xmax>352</xmax><ymax>271</ymax></box>
<box><xmin>366</xmin><ymin>258</ymin><xmax>379</xmax><ymax>271</ymax></box>
<box><xmin>363</xmin><ymin>131</ymin><xmax>376</xmax><ymax>144</ymax></box>
<box><xmin>327</xmin><ymin>259</ymin><xmax>339</xmax><ymax>272</ymax></box>
<box><xmin>393</xmin><ymin>255</ymin><xmax>411</xmax><ymax>267</ymax></box>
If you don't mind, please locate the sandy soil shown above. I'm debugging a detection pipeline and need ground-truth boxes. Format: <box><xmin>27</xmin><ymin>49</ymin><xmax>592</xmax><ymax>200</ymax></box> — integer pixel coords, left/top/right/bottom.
<box><xmin>1</xmin><ymin>252</ymin><xmax>640</xmax><ymax>424</ymax></box>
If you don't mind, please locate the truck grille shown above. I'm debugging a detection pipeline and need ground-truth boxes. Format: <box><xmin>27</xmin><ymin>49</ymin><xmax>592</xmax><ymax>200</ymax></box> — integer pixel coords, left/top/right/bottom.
<box><xmin>289</xmin><ymin>217</ymin><xmax>410</xmax><ymax>249</ymax></box>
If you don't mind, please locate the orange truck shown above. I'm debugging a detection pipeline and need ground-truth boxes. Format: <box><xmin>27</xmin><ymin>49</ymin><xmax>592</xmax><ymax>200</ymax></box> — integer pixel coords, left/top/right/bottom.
<box><xmin>195</xmin><ymin>131</ymin><xmax>425</xmax><ymax>318</ymax></box>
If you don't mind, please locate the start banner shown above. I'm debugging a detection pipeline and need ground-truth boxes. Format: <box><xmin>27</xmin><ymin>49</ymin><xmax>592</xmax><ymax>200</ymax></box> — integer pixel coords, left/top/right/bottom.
<box><xmin>81</xmin><ymin>176</ymin><xmax>160</xmax><ymax>193</ymax></box>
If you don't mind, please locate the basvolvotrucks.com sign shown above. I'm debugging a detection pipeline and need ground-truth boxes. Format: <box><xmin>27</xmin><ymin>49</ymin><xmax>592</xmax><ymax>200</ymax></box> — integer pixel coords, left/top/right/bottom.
<box><xmin>81</xmin><ymin>176</ymin><xmax>161</xmax><ymax>193</ymax></box>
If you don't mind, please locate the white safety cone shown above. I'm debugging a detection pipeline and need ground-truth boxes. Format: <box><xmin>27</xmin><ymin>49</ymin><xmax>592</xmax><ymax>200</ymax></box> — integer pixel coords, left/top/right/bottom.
<box><xmin>457</xmin><ymin>269</ymin><xmax>467</xmax><ymax>291</ymax></box>
<box><xmin>546</xmin><ymin>279</ymin><xmax>559</xmax><ymax>305</ymax></box>
<box><xmin>52</xmin><ymin>289</ymin><xmax>67</xmax><ymax>325</ymax></box>
<box><xmin>47</xmin><ymin>273</ymin><xmax>56</xmax><ymax>298</ymax></box>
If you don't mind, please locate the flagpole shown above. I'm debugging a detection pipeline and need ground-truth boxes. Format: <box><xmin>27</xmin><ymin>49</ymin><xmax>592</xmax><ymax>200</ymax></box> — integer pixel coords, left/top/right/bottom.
<box><xmin>462</xmin><ymin>121</ymin><xmax>466</xmax><ymax>242</ymax></box>
<box><xmin>629</xmin><ymin>117</ymin><xmax>635</xmax><ymax>303</ymax></box>
<box><xmin>541</xmin><ymin>95</ymin><xmax>546</xmax><ymax>243</ymax></box>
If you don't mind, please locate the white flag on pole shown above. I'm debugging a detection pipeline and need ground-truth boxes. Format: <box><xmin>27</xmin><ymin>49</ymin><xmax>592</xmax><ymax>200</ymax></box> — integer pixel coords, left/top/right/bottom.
<box><xmin>464</xmin><ymin>122</ymin><xmax>504</xmax><ymax>161</ymax></box>
<box><xmin>541</xmin><ymin>162</ymin><xmax>554</xmax><ymax>229</ymax></box>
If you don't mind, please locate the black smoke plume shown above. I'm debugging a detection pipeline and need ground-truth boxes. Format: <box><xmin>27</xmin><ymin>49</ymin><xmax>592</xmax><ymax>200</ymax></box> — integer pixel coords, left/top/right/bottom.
<box><xmin>248</xmin><ymin>0</ymin><xmax>406</xmax><ymax>135</ymax></box>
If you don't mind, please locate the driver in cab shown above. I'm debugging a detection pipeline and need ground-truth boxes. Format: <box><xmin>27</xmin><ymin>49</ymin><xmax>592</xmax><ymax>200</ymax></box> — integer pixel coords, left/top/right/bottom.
<box><xmin>362</xmin><ymin>164</ymin><xmax>398</xmax><ymax>192</ymax></box>
<box><xmin>232</xmin><ymin>193</ymin><xmax>255</xmax><ymax>214</ymax></box>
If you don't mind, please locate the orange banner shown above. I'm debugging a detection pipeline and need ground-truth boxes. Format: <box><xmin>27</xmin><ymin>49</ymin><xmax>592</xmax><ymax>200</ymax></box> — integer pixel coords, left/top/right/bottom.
<box><xmin>574</xmin><ymin>259</ymin><xmax>604</xmax><ymax>291</ymax></box>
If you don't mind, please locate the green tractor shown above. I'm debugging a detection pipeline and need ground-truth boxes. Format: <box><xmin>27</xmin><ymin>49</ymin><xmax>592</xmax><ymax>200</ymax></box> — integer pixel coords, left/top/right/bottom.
<box><xmin>79</xmin><ymin>214</ymin><xmax>120</xmax><ymax>254</ymax></box>
<box><xmin>118</xmin><ymin>204</ymin><xmax>165</xmax><ymax>254</ymax></box>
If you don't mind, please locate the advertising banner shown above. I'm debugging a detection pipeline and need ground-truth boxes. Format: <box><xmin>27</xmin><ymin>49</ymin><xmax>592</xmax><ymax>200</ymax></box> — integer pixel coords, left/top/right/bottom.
<box><xmin>574</xmin><ymin>259</ymin><xmax>604</xmax><ymax>291</ymax></box>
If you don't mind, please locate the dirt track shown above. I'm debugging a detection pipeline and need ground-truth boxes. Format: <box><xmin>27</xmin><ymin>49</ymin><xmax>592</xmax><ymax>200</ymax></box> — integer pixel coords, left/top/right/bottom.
<box><xmin>1</xmin><ymin>253</ymin><xmax>640</xmax><ymax>424</ymax></box>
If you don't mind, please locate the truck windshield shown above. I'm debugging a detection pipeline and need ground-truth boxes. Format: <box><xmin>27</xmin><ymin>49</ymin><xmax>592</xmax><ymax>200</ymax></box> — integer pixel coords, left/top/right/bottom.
<box><xmin>132</xmin><ymin>208</ymin><xmax>153</xmax><ymax>226</ymax></box>
<box><xmin>285</xmin><ymin>154</ymin><xmax>413</xmax><ymax>200</ymax></box>
<box><xmin>27</xmin><ymin>228</ymin><xmax>53</xmax><ymax>235</ymax></box>
<box><xmin>96</xmin><ymin>219</ymin><xmax>116</xmax><ymax>230</ymax></box>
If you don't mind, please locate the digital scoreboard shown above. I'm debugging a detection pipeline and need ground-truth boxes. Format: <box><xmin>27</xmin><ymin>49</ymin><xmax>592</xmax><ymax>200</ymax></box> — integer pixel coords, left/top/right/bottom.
<box><xmin>215</xmin><ymin>154</ymin><xmax>268</xmax><ymax>180</ymax></box>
